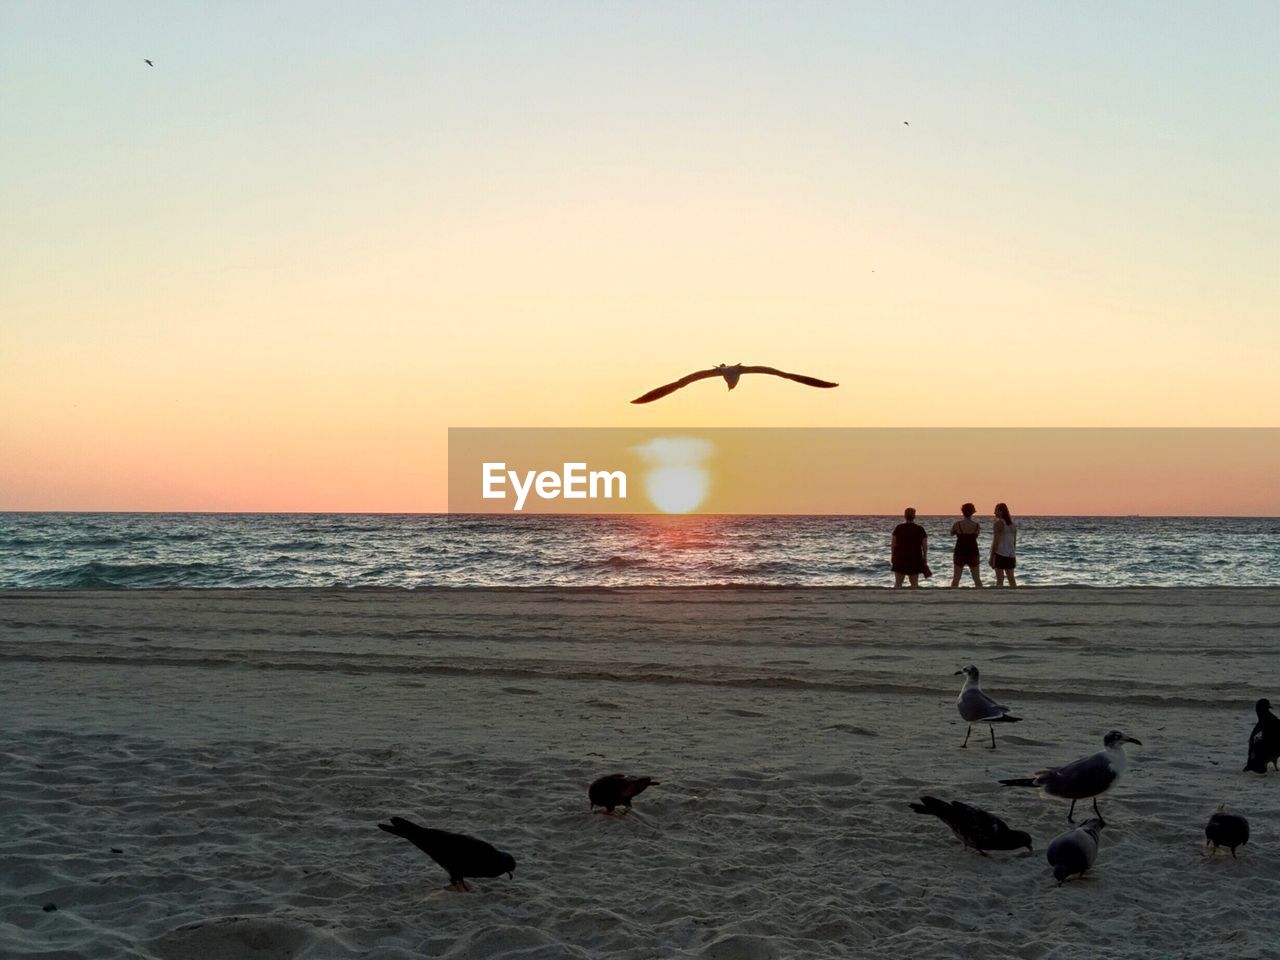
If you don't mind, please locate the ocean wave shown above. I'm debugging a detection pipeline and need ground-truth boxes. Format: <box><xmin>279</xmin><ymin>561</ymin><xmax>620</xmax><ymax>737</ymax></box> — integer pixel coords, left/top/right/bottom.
<box><xmin>569</xmin><ymin>555</ymin><xmax>656</xmax><ymax>571</ymax></box>
<box><xmin>19</xmin><ymin>561</ymin><xmax>236</xmax><ymax>589</ymax></box>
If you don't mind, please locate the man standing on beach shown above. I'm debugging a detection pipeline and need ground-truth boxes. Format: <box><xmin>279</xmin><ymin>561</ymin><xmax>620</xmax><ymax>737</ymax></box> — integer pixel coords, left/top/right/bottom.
<box><xmin>891</xmin><ymin>507</ymin><xmax>929</xmax><ymax>588</ymax></box>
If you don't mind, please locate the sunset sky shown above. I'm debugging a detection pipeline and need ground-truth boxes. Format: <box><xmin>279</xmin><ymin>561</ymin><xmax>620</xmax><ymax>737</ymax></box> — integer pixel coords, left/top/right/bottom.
<box><xmin>2</xmin><ymin>3</ymin><xmax>1277</xmax><ymax>512</ymax></box>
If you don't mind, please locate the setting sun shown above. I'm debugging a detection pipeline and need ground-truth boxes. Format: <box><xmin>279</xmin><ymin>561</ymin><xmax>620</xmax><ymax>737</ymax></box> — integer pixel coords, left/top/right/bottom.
<box><xmin>645</xmin><ymin>466</ymin><xmax>709</xmax><ymax>514</ymax></box>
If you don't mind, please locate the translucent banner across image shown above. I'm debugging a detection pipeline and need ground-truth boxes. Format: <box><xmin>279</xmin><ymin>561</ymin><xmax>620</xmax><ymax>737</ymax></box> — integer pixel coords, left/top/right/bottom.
<box><xmin>448</xmin><ymin>428</ymin><xmax>1279</xmax><ymax>516</ymax></box>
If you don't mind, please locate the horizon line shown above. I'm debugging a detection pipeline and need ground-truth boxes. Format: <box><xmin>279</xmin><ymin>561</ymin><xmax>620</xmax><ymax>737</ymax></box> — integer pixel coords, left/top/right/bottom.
<box><xmin>3</xmin><ymin>510</ymin><xmax>1279</xmax><ymax>520</ymax></box>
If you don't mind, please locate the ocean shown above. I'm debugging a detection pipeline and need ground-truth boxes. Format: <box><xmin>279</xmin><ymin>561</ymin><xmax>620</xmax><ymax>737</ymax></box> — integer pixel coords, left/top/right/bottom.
<box><xmin>0</xmin><ymin>513</ymin><xmax>1276</xmax><ymax>588</ymax></box>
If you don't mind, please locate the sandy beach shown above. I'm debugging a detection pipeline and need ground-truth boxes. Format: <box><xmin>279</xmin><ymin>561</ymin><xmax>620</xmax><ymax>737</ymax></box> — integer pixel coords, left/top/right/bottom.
<box><xmin>3</xmin><ymin>587</ymin><xmax>1280</xmax><ymax>959</ymax></box>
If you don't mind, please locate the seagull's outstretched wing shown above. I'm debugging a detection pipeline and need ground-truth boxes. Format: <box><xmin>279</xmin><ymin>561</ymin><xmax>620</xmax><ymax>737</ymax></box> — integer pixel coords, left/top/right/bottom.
<box><xmin>631</xmin><ymin>368</ymin><xmax>723</xmax><ymax>404</ymax></box>
<box><xmin>740</xmin><ymin>366</ymin><xmax>839</xmax><ymax>389</ymax></box>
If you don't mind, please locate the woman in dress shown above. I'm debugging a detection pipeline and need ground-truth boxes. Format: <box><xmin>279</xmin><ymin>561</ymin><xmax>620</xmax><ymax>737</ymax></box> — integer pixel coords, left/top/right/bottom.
<box><xmin>990</xmin><ymin>502</ymin><xmax>1017</xmax><ymax>587</ymax></box>
<box><xmin>950</xmin><ymin>502</ymin><xmax>983</xmax><ymax>588</ymax></box>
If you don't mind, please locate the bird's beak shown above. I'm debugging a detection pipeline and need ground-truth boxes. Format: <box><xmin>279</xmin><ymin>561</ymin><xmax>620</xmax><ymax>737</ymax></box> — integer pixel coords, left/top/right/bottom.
<box><xmin>953</xmin><ymin>670</ymin><xmax>964</xmax><ymax>676</ymax></box>
<box><xmin>1125</xmin><ymin>736</ymin><xmax>1143</xmax><ymax>746</ymax></box>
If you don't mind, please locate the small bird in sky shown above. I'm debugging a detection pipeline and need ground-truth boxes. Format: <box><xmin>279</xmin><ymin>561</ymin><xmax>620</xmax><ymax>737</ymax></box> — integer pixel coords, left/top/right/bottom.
<box><xmin>144</xmin><ymin>59</ymin><xmax>154</xmax><ymax>67</ymax></box>
<box><xmin>903</xmin><ymin>121</ymin><xmax>909</xmax><ymax>126</ymax></box>
<box><xmin>631</xmin><ymin>364</ymin><xmax>839</xmax><ymax>404</ymax></box>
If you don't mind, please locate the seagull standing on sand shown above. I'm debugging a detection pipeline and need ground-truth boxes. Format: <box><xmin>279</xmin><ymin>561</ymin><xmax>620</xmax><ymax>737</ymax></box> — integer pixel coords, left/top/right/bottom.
<box><xmin>999</xmin><ymin>730</ymin><xmax>1141</xmax><ymax>826</ymax></box>
<box><xmin>630</xmin><ymin>364</ymin><xmax>838</xmax><ymax>404</ymax></box>
<box><xmin>1243</xmin><ymin>697</ymin><xmax>1280</xmax><ymax>773</ymax></box>
<box><xmin>376</xmin><ymin>817</ymin><xmax>516</xmax><ymax>892</ymax></box>
<box><xmin>1046</xmin><ymin>818</ymin><xmax>1103</xmax><ymax>885</ymax></box>
<box><xmin>955</xmin><ymin>665</ymin><xmax>1022</xmax><ymax>749</ymax></box>
<box><xmin>909</xmin><ymin>796</ymin><xmax>1032</xmax><ymax>855</ymax></box>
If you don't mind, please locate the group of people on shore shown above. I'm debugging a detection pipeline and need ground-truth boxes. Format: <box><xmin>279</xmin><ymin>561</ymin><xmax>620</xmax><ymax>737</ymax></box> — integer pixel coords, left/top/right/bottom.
<box><xmin>890</xmin><ymin>503</ymin><xmax>1017</xmax><ymax>589</ymax></box>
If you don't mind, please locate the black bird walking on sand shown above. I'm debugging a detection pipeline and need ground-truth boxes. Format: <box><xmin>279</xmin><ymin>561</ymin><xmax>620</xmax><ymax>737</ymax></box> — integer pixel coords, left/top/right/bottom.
<box><xmin>955</xmin><ymin>665</ymin><xmax>1022</xmax><ymax>749</ymax></box>
<box><xmin>1204</xmin><ymin>806</ymin><xmax>1250</xmax><ymax>858</ymax></box>
<box><xmin>377</xmin><ymin>817</ymin><xmax>515</xmax><ymax>892</ymax></box>
<box><xmin>589</xmin><ymin>774</ymin><xmax>659</xmax><ymax>813</ymax></box>
<box><xmin>1243</xmin><ymin>697</ymin><xmax>1280</xmax><ymax>773</ymax></box>
<box><xmin>1046</xmin><ymin>819</ymin><xmax>1103</xmax><ymax>885</ymax></box>
<box><xmin>909</xmin><ymin>796</ymin><xmax>1032</xmax><ymax>855</ymax></box>
<box><xmin>1000</xmin><ymin>730</ymin><xmax>1141</xmax><ymax>826</ymax></box>
<box><xmin>631</xmin><ymin>364</ymin><xmax>838</xmax><ymax>404</ymax></box>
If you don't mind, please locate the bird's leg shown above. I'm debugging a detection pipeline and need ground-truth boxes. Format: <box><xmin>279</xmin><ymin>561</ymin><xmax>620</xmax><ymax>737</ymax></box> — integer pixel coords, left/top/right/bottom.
<box><xmin>1067</xmin><ymin>800</ymin><xmax>1076</xmax><ymax>823</ymax></box>
<box><xmin>446</xmin><ymin>880</ymin><xmax>470</xmax><ymax>893</ymax></box>
<box><xmin>988</xmin><ymin>725</ymin><xmax>997</xmax><ymax>750</ymax></box>
<box><xmin>1232</xmin><ymin>847</ymin><xmax>1238</xmax><ymax>859</ymax></box>
<box><xmin>1091</xmin><ymin>798</ymin><xmax>1106</xmax><ymax>827</ymax></box>
<box><xmin>961</xmin><ymin>725</ymin><xmax>972</xmax><ymax>748</ymax></box>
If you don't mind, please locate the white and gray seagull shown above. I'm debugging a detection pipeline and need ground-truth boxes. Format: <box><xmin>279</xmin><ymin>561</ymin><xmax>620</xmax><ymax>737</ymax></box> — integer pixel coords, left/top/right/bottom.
<box><xmin>1000</xmin><ymin>730</ymin><xmax>1142</xmax><ymax>826</ymax></box>
<box><xmin>955</xmin><ymin>665</ymin><xmax>1021</xmax><ymax>749</ymax></box>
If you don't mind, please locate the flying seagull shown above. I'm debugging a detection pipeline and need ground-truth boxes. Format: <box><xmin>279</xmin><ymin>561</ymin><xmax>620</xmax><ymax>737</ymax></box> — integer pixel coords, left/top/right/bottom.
<box><xmin>1204</xmin><ymin>805</ymin><xmax>1249</xmax><ymax>858</ymax></box>
<box><xmin>1243</xmin><ymin>697</ymin><xmax>1280</xmax><ymax>773</ymax></box>
<box><xmin>1046</xmin><ymin>819</ymin><xmax>1103</xmax><ymax>886</ymax></box>
<box><xmin>955</xmin><ymin>664</ymin><xmax>1022</xmax><ymax>749</ymax></box>
<box><xmin>1000</xmin><ymin>730</ymin><xmax>1141</xmax><ymax>826</ymax></box>
<box><xmin>377</xmin><ymin>817</ymin><xmax>515</xmax><ymax>892</ymax></box>
<box><xmin>909</xmin><ymin>796</ymin><xmax>1032</xmax><ymax>855</ymax></box>
<box><xmin>631</xmin><ymin>364</ymin><xmax>838</xmax><ymax>404</ymax></box>
<box><xmin>144</xmin><ymin>59</ymin><xmax>154</xmax><ymax>66</ymax></box>
<box><xmin>589</xmin><ymin>774</ymin><xmax>659</xmax><ymax>814</ymax></box>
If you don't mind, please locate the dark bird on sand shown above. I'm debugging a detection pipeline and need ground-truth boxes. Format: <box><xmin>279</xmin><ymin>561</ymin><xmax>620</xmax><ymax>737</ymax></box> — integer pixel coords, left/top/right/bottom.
<box><xmin>1204</xmin><ymin>806</ymin><xmax>1250</xmax><ymax>858</ymax></box>
<box><xmin>1244</xmin><ymin>697</ymin><xmax>1280</xmax><ymax>774</ymax></box>
<box><xmin>1046</xmin><ymin>818</ymin><xmax>1103</xmax><ymax>885</ymax></box>
<box><xmin>144</xmin><ymin>59</ymin><xmax>154</xmax><ymax>66</ymax></box>
<box><xmin>631</xmin><ymin>364</ymin><xmax>838</xmax><ymax>404</ymax></box>
<box><xmin>955</xmin><ymin>665</ymin><xmax>1022</xmax><ymax>749</ymax></box>
<box><xmin>589</xmin><ymin>774</ymin><xmax>659</xmax><ymax>813</ymax></box>
<box><xmin>909</xmin><ymin>796</ymin><xmax>1032</xmax><ymax>855</ymax></box>
<box><xmin>377</xmin><ymin>817</ymin><xmax>515</xmax><ymax>892</ymax></box>
<box><xmin>1000</xmin><ymin>730</ymin><xmax>1141</xmax><ymax>826</ymax></box>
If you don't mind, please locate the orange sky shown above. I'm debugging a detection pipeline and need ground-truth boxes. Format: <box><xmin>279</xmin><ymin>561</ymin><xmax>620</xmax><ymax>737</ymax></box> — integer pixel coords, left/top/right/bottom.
<box><xmin>2</xmin><ymin>5</ymin><xmax>1277</xmax><ymax>512</ymax></box>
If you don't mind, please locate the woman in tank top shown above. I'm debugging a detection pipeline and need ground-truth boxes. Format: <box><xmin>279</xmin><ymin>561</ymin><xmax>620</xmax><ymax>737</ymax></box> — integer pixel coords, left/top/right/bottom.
<box><xmin>949</xmin><ymin>502</ymin><xmax>983</xmax><ymax>588</ymax></box>
<box><xmin>990</xmin><ymin>502</ymin><xmax>1017</xmax><ymax>587</ymax></box>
